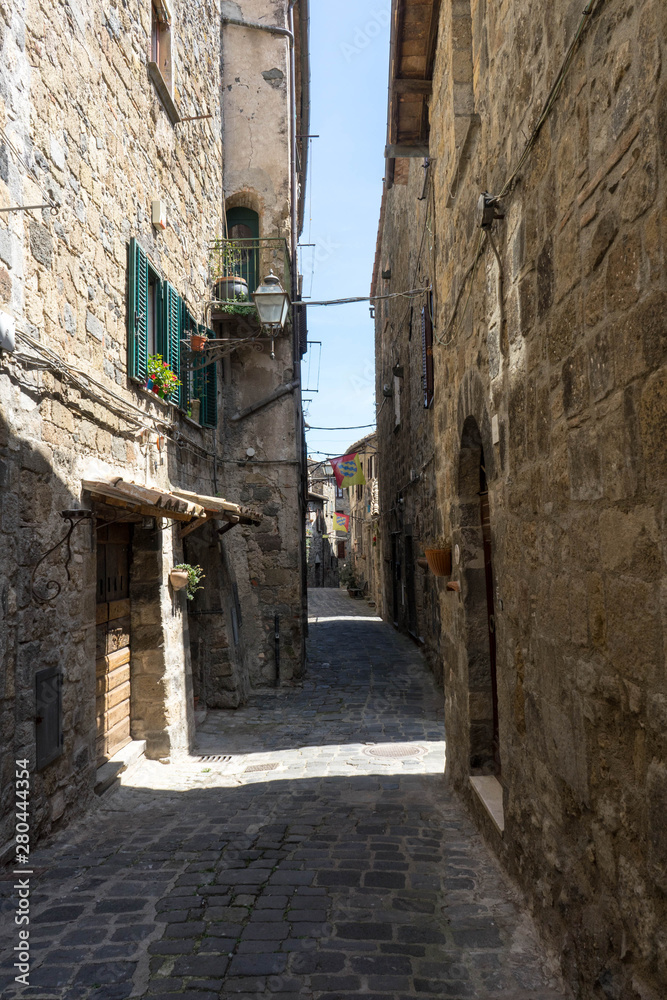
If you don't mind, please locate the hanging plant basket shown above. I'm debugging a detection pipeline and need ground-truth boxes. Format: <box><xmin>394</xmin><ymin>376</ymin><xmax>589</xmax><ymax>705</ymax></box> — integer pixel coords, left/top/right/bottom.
<box><xmin>190</xmin><ymin>334</ymin><xmax>207</xmax><ymax>352</ymax></box>
<box><xmin>424</xmin><ymin>548</ymin><xmax>452</xmax><ymax>577</ymax></box>
<box><xmin>169</xmin><ymin>569</ymin><xmax>189</xmax><ymax>591</ymax></box>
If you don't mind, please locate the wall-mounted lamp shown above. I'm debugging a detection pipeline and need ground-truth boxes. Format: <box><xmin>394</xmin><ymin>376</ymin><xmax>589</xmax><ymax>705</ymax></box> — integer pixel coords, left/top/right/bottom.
<box><xmin>252</xmin><ymin>272</ymin><xmax>290</xmax><ymax>358</ymax></box>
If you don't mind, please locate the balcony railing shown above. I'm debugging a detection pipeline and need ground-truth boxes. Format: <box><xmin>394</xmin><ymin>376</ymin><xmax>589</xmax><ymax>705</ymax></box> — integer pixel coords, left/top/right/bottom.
<box><xmin>208</xmin><ymin>236</ymin><xmax>291</xmax><ymax>306</ymax></box>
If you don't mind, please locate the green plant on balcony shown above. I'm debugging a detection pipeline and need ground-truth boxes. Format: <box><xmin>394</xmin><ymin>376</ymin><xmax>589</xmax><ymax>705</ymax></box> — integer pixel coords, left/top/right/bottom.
<box><xmin>211</xmin><ymin>238</ymin><xmax>251</xmax><ymax>302</ymax></box>
<box><xmin>146</xmin><ymin>355</ymin><xmax>182</xmax><ymax>398</ymax></box>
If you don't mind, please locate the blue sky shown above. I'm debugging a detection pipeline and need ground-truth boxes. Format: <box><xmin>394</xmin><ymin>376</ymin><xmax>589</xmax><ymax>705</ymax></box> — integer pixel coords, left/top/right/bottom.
<box><xmin>300</xmin><ymin>1</ymin><xmax>390</xmax><ymax>460</ymax></box>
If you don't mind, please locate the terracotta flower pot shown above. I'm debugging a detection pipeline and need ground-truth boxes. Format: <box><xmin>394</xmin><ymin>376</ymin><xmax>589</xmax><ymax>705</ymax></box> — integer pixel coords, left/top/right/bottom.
<box><xmin>424</xmin><ymin>548</ymin><xmax>452</xmax><ymax>577</ymax></box>
<box><xmin>191</xmin><ymin>334</ymin><xmax>206</xmax><ymax>352</ymax></box>
<box><xmin>169</xmin><ymin>569</ymin><xmax>189</xmax><ymax>591</ymax></box>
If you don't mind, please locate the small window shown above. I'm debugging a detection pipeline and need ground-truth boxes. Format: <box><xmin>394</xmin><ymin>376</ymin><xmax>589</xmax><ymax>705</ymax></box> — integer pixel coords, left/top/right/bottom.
<box><xmin>151</xmin><ymin>1</ymin><xmax>173</xmax><ymax>93</ymax></box>
<box><xmin>335</xmin><ymin>485</ymin><xmax>344</xmax><ymax>499</ymax></box>
<box><xmin>337</xmin><ymin>541</ymin><xmax>346</xmax><ymax>559</ymax></box>
<box><xmin>146</xmin><ymin>268</ymin><xmax>159</xmax><ymax>357</ymax></box>
<box><xmin>422</xmin><ymin>297</ymin><xmax>434</xmax><ymax>408</ymax></box>
<box><xmin>35</xmin><ymin>667</ymin><xmax>63</xmax><ymax>770</ymax></box>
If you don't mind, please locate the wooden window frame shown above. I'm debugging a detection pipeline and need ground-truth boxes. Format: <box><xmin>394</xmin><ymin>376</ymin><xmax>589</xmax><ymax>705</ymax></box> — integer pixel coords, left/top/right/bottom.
<box><xmin>422</xmin><ymin>298</ymin><xmax>434</xmax><ymax>408</ymax></box>
<box><xmin>148</xmin><ymin>0</ymin><xmax>180</xmax><ymax>123</ymax></box>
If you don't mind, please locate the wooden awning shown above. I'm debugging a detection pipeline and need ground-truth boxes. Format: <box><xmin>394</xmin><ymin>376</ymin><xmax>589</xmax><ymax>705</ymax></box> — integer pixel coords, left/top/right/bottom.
<box><xmin>169</xmin><ymin>488</ymin><xmax>263</xmax><ymax>528</ymax></box>
<box><xmin>385</xmin><ymin>0</ymin><xmax>441</xmax><ymax>178</ymax></box>
<box><xmin>83</xmin><ymin>478</ymin><xmax>205</xmax><ymax>522</ymax></box>
<box><xmin>82</xmin><ymin>479</ymin><xmax>262</xmax><ymax>535</ymax></box>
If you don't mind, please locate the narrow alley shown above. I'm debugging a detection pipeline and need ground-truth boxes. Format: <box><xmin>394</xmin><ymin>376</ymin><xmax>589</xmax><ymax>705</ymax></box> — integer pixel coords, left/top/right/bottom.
<box><xmin>1</xmin><ymin>590</ymin><xmax>568</xmax><ymax>1000</ymax></box>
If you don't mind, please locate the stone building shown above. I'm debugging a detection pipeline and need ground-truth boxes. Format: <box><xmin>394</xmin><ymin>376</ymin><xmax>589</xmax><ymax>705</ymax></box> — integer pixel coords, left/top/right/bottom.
<box><xmin>373</xmin><ymin>1</ymin><xmax>667</xmax><ymax>998</ymax></box>
<box><xmin>0</xmin><ymin>0</ymin><xmax>308</xmax><ymax>855</ymax></box>
<box><xmin>305</xmin><ymin>459</ymin><xmax>348</xmax><ymax>588</ymax></box>
<box><xmin>345</xmin><ymin>433</ymin><xmax>381</xmax><ymax>607</ymax></box>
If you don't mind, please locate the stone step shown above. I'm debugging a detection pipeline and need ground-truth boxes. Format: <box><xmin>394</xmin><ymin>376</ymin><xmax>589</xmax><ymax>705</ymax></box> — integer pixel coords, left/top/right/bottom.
<box><xmin>94</xmin><ymin>739</ymin><xmax>146</xmax><ymax>797</ymax></box>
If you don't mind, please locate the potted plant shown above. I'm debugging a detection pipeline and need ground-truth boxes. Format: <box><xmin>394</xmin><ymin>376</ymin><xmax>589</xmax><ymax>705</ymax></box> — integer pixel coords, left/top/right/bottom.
<box><xmin>211</xmin><ymin>239</ymin><xmax>250</xmax><ymax>302</ymax></box>
<box><xmin>423</xmin><ymin>544</ymin><xmax>452</xmax><ymax>577</ymax></box>
<box><xmin>190</xmin><ymin>333</ymin><xmax>207</xmax><ymax>352</ymax></box>
<box><xmin>147</xmin><ymin>355</ymin><xmax>182</xmax><ymax>399</ymax></box>
<box><xmin>169</xmin><ymin>567</ymin><xmax>189</xmax><ymax>591</ymax></box>
<box><xmin>172</xmin><ymin>563</ymin><xmax>205</xmax><ymax>600</ymax></box>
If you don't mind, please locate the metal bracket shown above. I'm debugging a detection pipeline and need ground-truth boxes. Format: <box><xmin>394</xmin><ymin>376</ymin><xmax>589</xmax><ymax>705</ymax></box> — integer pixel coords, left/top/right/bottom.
<box><xmin>0</xmin><ymin>203</ymin><xmax>55</xmax><ymax>214</ymax></box>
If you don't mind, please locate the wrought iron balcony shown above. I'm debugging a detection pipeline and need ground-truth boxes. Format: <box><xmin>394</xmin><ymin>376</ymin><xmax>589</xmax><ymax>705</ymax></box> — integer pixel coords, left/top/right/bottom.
<box><xmin>208</xmin><ymin>237</ymin><xmax>291</xmax><ymax>319</ymax></box>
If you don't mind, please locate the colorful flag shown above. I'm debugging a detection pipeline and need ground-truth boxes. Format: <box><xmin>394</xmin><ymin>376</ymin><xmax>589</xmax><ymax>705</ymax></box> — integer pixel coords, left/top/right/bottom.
<box><xmin>330</xmin><ymin>453</ymin><xmax>366</xmax><ymax>488</ymax></box>
<box><xmin>333</xmin><ymin>512</ymin><xmax>350</xmax><ymax>533</ymax></box>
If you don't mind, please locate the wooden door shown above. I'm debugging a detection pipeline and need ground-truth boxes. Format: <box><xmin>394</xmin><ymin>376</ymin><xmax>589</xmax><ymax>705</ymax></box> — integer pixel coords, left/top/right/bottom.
<box><xmin>96</xmin><ymin>524</ymin><xmax>132</xmax><ymax>766</ymax></box>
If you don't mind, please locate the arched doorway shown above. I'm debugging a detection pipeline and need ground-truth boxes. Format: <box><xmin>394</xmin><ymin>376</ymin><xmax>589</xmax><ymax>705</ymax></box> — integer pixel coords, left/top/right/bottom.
<box><xmin>458</xmin><ymin>416</ymin><xmax>499</xmax><ymax>776</ymax></box>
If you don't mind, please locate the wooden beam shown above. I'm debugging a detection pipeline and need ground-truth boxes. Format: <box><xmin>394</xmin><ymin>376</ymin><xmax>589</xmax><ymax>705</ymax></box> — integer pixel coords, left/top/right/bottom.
<box><xmin>385</xmin><ymin>143</ymin><xmax>429</xmax><ymax>158</ymax></box>
<box><xmin>393</xmin><ymin>78</ymin><xmax>432</xmax><ymax>93</ymax></box>
<box><xmin>217</xmin><ymin>517</ymin><xmax>239</xmax><ymax>537</ymax></box>
<box><xmin>179</xmin><ymin>516</ymin><xmax>209</xmax><ymax>539</ymax></box>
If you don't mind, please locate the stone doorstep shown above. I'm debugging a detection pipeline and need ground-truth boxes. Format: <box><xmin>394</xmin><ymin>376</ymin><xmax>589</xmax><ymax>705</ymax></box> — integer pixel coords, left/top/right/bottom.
<box><xmin>95</xmin><ymin>740</ymin><xmax>147</xmax><ymax>797</ymax></box>
<box><xmin>469</xmin><ymin>775</ymin><xmax>505</xmax><ymax>835</ymax></box>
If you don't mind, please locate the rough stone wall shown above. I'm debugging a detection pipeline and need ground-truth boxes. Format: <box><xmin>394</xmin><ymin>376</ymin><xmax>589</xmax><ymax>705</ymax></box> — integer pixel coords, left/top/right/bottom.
<box><xmin>374</xmin><ymin>196</ymin><xmax>442</xmax><ymax>668</ymax></box>
<box><xmin>0</xmin><ymin>0</ymin><xmax>222</xmax><ymax>853</ymax></box>
<box><xmin>375</xmin><ymin>1</ymin><xmax>667</xmax><ymax>997</ymax></box>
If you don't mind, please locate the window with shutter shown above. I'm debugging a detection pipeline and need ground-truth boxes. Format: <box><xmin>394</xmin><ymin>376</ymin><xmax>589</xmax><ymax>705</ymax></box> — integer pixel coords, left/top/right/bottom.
<box><xmin>164</xmin><ymin>281</ymin><xmax>182</xmax><ymax>404</ymax></box>
<box><xmin>421</xmin><ymin>298</ymin><xmax>434</xmax><ymax>408</ymax></box>
<box><xmin>180</xmin><ymin>302</ymin><xmax>196</xmax><ymax>410</ymax></box>
<box><xmin>200</xmin><ymin>326</ymin><xmax>218</xmax><ymax>428</ymax></box>
<box><xmin>128</xmin><ymin>237</ymin><xmax>148</xmax><ymax>382</ymax></box>
<box><xmin>35</xmin><ymin>666</ymin><xmax>63</xmax><ymax>770</ymax></box>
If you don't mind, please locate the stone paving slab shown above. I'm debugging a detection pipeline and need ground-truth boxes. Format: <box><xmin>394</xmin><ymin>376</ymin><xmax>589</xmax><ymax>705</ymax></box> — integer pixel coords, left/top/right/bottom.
<box><xmin>0</xmin><ymin>589</ymin><xmax>571</xmax><ymax>1000</ymax></box>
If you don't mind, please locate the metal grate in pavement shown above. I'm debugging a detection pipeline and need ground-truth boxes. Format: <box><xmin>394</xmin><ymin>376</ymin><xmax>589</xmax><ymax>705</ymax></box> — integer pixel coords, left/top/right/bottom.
<box><xmin>197</xmin><ymin>755</ymin><xmax>232</xmax><ymax>763</ymax></box>
<box><xmin>244</xmin><ymin>762</ymin><xmax>279</xmax><ymax>773</ymax></box>
<box><xmin>363</xmin><ymin>744</ymin><xmax>424</xmax><ymax>759</ymax></box>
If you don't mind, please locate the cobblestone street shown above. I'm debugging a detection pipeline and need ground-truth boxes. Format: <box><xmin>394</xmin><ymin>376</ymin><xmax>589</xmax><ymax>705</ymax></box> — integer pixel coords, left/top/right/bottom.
<box><xmin>1</xmin><ymin>590</ymin><xmax>570</xmax><ymax>1000</ymax></box>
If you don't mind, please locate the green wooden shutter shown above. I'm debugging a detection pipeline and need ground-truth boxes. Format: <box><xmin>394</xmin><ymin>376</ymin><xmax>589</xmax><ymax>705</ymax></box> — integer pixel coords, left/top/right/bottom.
<box><xmin>196</xmin><ymin>325</ymin><xmax>217</xmax><ymax>428</ymax></box>
<box><xmin>128</xmin><ymin>238</ymin><xmax>148</xmax><ymax>381</ymax></box>
<box><xmin>164</xmin><ymin>281</ymin><xmax>182</xmax><ymax>404</ymax></box>
<box><xmin>179</xmin><ymin>301</ymin><xmax>193</xmax><ymax>410</ymax></box>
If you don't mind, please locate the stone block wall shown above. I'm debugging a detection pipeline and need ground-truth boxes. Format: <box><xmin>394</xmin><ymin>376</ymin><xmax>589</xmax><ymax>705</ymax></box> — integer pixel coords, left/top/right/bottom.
<box><xmin>375</xmin><ymin>1</ymin><xmax>667</xmax><ymax>996</ymax></box>
<box><xmin>0</xmin><ymin>0</ymin><xmax>223</xmax><ymax>852</ymax></box>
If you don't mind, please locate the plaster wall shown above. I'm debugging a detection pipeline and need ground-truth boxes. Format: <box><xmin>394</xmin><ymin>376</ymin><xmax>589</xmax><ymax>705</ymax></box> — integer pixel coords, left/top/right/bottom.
<box><xmin>216</xmin><ymin>0</ymin><xmax>305</xmax><ymax>687</ymax></box>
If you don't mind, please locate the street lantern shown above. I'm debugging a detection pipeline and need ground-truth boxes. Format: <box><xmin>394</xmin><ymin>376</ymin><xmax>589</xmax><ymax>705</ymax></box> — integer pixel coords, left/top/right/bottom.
<box><xmin>252</xmin><ymin>272</ymin><xmax>290</xmax><ymax>329</ymax></box>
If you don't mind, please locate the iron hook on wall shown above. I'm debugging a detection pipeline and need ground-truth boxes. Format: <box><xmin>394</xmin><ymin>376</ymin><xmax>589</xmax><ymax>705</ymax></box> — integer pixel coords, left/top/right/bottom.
<box><xmin>30</xmin><ymin>509</ymin><xmax>93</xmax><ymax>604</ymax></box>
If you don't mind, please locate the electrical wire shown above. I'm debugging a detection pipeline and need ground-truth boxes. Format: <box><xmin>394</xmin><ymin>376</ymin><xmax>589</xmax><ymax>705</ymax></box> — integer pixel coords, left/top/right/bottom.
<box><xmin>493</xmin><ymin>0</ymin><xmax>601</xmax><ymax>202</ymax></box>
<box><xmin>306</xmin><ymin>423</ymin><xmax>376</xmax><ymax>431</ymax></box>
<box><xmin>306</xmin><ymin>287</ymin><xmax>429</xmax><ymax>307</ymax></box>
<box><xmin>433</xmin><ymin>0</ymin><xmax>603</xmax><ymax>350</ymax></box>
<box><xmin>0</xmin><ymin>123</ymin><xmax>58</xmax><ymax>215</ymax></box>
